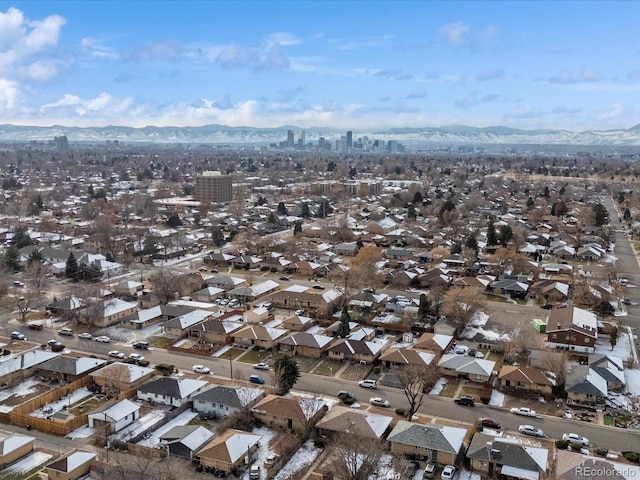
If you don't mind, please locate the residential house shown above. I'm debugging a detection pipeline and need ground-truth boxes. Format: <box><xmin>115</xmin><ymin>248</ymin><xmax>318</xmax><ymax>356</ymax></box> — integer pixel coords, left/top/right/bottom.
<box><xmin>233</xmin><ymin>324</ymin><xmax>288</xmax><ymax>349</ymax></box>
<box><xmin>88</xmin><ymin>399</ymin><xmax>140</xmax><ymax>432</ymax></box>
<box><xmin>530</xmin><ymin>280</ymin><xmax>570</xmax><ymax>303</ymax></box>
<box><xmin>204</xmin><ymin>252</ymin><xmax>235</xmax><ymax>266</ymax></box>
<box><xmin>0</xmin><ymin>350</ymin><xmax>61</xmax><ymax>385</ymax></box>
<box><xmin>589</xmin><ymin>354</ymin><xmax>626</xmax><ymax>391</ymax></box>
<box><xmin>207</xmin><ymin>275</ymin><xmax>247</xmax><ymax>290</ymax></box>
<box><xmin>315</xmin><ymin>406</ymin><xmax>392</xmax><ymax>439</ymax></box>
<box><xmin>437</xmin><ymin>354</ymin><xmax>496</xmax><ymax>383</ymax></box>
<box><xmin>280</xmin><ymin>314</ymin><xmax>314</xmax><ymax>332</ymax></box>
<box><xmin>327</xmin><ymin>338</ymin><xmax>383</xmax><ymax>364</ymax></box>
<box><xmin>196</xmin><ymin>429</ymin><xmax>262</xmax><ymax>475</ymax></box>
<box><xmin>45</xmin><ymin>451</ymin><xmax>97</xmax><ymax>480</ymax></box>
<box><xmin>251</xmin><ymin>394</ymin><xmax>327</xmax><ymax>431</ymax></box>
<box><xmin>498</xmin><ymin>366</ymin><xmax>554</xmax><ymax>397</ymax></box>
<box><xmin>113</xmin><ymin>280</ymin><xmax>144</xmax><ymax>297</ymax></box>
<box><xmin>244</xmin><ymin>307</ymin><xmax>271</xmax><ymax>324</ymax></box>
<box><xmin>136</xmin><ymin>377</ymin><xmax>210</xmax><ymax>408</ymax></box>
<box><xmin>334</xmin><ymin>242</ymin><xmax>359</xmax><ymax>256</ymax></box>
<box><xmin>379</xmin><ymin>348</ymin><xmax>435</xmax><ymax>369</ymax></box>
<box><xmin>0</xmin><ymin>434</ymin><xmax>34</xmax><ymax>467</ymax></box>
<box><xmin>192</xmin><ymin>386</ymin><xmax>264</xmax><ymax>418</ymax></box>
<box><xmin>491</xmin><ymin>275</ymin><xmax>530</xmax><ymax>299</ymax></box>
<box><xmin>232</xmin><ymin>255</ymin><xmax>262</xmax><ymax>269</ymax></box>
<box><xmin>385</xmin><ymin>248</ymin><xmax>414</xmax><ymax>267</ymax></box>
<box><xmin>546</xmin><ymin>307</ymin><xmax>598</xmax><ymax>354</ymax></box>
<box><xmin>89</xmin><ymin>362</ymin><xmax>155</xmax><ymax>393</ymax></box>
<box><xmin>46</xmin><ymin>296</ymin><xmax>84</xmax><ymax>321</ymax></box>
<box><xmin>295</xmin><ymin>261</ymin><xmax>329</xmax><ymax>277</ymax></box>
<box><xmin>227</xmin><ymin>280</ymin><xmax>280</xmax><ymax>305</ymax></box>
<box><xmin>387</xmin><ymin>421</ymin><xmax>467</xmax><ymax>465</ymax></box>
<box><xmin>467</xmin><ymin>433</ymin><xmax>548</xmax><ymax>479</ymax></box>
<box><xmin>260</xmin><ymin>255</ymin><xmax>293</xmax><ymax>272</ymax></box>
<box><xmin>433</xmin><ymin>319</ymin><xmax>458</xmax><ymax>337</ymax></box>
<box><xmin>349</xmin><ymin>291</ymin><xmax>388</xmax><ymax>311</ymax></box>
<box><xmin>192</xmin><ymin>286</ymin><xmax>225</xmax><ymax>303</ymax></box>
<box><xmin>38</xmin><ymin>356</ymin><xmax>108</xmax><ymax>383</ymax></box>
<box><xmin>164</xmin><ymin>309</ymin><xmax>216</xmax><ymax>336</ymax></box>
<box><xmin>160</xmin><ymin>425</ymin><xmax>214</xmax><ymax>460</ymax></box>
<box><xmin>277</xmin><ymin>332</ymin><xmax>334</xmax><ymax>357</ymax></box>
<box><xmin>556</xmin><ymin>449</ymin><xmax>640</xmax><ymax>480</ymax></box>
<box><xmin>269</xmin><ymin>285</ymin><xmax>343</xmax><ymax>318</ymax></box>
<box><xmin>414</xmin><ymin>333</ymin><xmax>454</xmax><ymax>355</ymax></box>
<box><xmin>565</xmin><ymin>365</ymin><xmax>609</xmax><ymax>406</ymax></box>
<box><xmin>85</xmin><ymin>298</ymin><xmax>138</xmax><ymax>328</ymax></box>
<box><xmin>188</xmin><ymin>317</ymin><xmax>244</xmax><ymax>346</ymax></box>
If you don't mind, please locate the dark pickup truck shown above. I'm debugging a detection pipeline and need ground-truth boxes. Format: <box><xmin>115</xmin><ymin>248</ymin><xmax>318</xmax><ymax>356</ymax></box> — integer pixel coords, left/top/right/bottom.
<box><xmin>454</xmin><ymin>396</ymin><xmax>475</xmax><ymax>407</ymax></box>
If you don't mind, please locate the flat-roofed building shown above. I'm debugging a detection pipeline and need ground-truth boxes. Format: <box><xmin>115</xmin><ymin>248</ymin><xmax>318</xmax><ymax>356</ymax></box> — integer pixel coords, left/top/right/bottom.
<box><xmin>195</xmin><ymin>171</ymin><xmax>233</xmax><ymax>203</ymax></box>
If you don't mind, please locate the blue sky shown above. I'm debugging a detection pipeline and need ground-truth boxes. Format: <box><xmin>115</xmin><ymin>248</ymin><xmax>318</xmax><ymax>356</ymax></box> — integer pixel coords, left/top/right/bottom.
<box><xmin>1</xmin><ymin>1</ymin><xmax>639</xmax><ymax>131</ymax></box>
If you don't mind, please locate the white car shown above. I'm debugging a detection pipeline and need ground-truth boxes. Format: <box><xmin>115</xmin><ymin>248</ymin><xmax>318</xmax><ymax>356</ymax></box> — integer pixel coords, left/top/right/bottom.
<box><xmin>193</xmin><ymin>365</ymin><xmax>211</xmax><ymax>374</ymax></box>
<box><xmin>94</xmin><ymin>335</ymin><xmax>111</xmax><ymax>343</ymax></box>
<box><xmin>109</xmin><ymin>350</ymin><xmax>125</xmax><ymax>359</ymax></box>
<box><xmin>78</xmin><ymin>333</ymin><xmax>93</xmax><ymax>340</ymax></box>
<box><xmin>511</xmin><ymin>407</ymin><xmax>536</xmax><ymax>417</ymax></box>
<box><xmin>369</xmin><ymin>397</ymin><xmax>390</xmax><ymax>407</ymax></box>
<box><xmin>358</xmin><ymin>379</ymin><xmax>378</xmax><ymax>389</ymax></box>
<box><xmin>562</xmin><ymin>433</ymin><xmax>589</xmax><ymax>446</ymax></box>
<box><xmin>519</xmin><ymin>425</ymin><xmax>545</xmax><ymax>437</ymax></box>
<box><xmin>253</xmin><ymin>362</ymin><xmax>269</xmax><ymax>371</ymax></box>
<box><xmin>10</xmin><ymin>331</ymin><xmax>26</xmax><ymax>340</ymax></box>
<box><xmin>294</xmin><ymin>309</ymin><xmax>305</xmax><ymax>316</ymax></box>
<box><xmin>440</xmin><ymin>465</ymin><xmax>456</xmax><ymax>480</ymax></box>
<box><xmin>129</xmin><ymin>353</ymin><xmax>145</xmax><ymax>361</ymax></box>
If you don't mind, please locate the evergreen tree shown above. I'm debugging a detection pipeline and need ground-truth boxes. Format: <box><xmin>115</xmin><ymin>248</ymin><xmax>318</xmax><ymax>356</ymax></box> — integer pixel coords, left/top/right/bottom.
<box><xmin>486</xmin><ymin>220</ymin><xmax>498</xmax><ymax>246</ymax></box>
<box><xmin>418</xmin><ymin>294</ymin><xmax>431</xmax><ymax>319</ymax></box>
<box><xmin>316</xmin><ymin>199</ymin><xmax>333</xmax><ymax>218</ymax></box>
<box><xmin>293</xmin><ymin>221</ymin><xmax>303</xmax><ymax>236</ymax></box>
<box><xmin>65</xmin><ymin>252</ymin><xmax>78</xmax><ymax>279</ymax></box>
<box><xmin>277</xmin><ymin>201</ymin><xmax>288</xmax><ymax>216</ymax></box>
<box><xmin>301</xmin><ymin>203</ymin><xmax>311</xmax><ymax>218</ymax></box>
<box><xmin>465</xmin><ymin>234</ymin><xmax>479</xmax><ymax>254</ymax></box>
<box><xmin>2</xmin><ymin>245</ymin><xmax>21</xmax><ymax>272</ymax></box>
<box><xmin>593</xmin><ymin>203</ymin><xmax>609</xmax><ymax>227</ymax></box>
<box><xmin>272</xmin><ymin>355</ymin><xmax>301</xmax><ymax>395</ymax></box>
<box><xmin>498</xmin><ymin>225</ymin><xmax>513</xmax><ymax>247</ymax></box>
<box><xmin>12</xmin><ymin>226</ymin><xmax>33</xmax><ymax>249</ymax></box>
<box><xmin>407</xmin><ymin>204</ymin><xmax>417</xmax><ymax>221</ymax></box>
<box><xmin>337</xmin><ymin>306</ymin><xmax>351</xmax><ymax>337</ymax></box>
<box><xmin>211</xmin><ymin>226</ymin><xmax>225</xmax><ymax>246</ymax></box>
<box><xmin>412</xmin><ymin>191</ymin><xmax>423</xmax><ymax>204</ymax></box>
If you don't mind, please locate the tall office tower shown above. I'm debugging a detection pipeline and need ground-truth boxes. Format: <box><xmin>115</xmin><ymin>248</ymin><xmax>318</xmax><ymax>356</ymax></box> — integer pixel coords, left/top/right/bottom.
<box><xmin>54</xmin><ymin>135</ymin><xmax>69</xmax><ymax>151</ymax></box>
<box><xmin>299</xmin><ymin>130</ymin><xmax>305</xmax><ymax>146</ymax></box>
<box><xmin>318</xmin><ymin>137</ymin><xmax>325</xmax><ymax>150</ymax></box>
<box><xmin>194</xmin><ymin>171</ymin><xmax>233</xmax><ymax>203</ymax></box>
<box><xmin>287</xmin><ymin>130</ymin><xmax>294</xmax><ymax>148</ymax></box>
<box><xmin>340</xmin><ymin>135</ymin><xmax>347</xmax><ymax>153</ymax></box>
<box><xmin>346</xmin><ymin>130</ymin><xmax>353</xmax><ymax>152</ymax></box>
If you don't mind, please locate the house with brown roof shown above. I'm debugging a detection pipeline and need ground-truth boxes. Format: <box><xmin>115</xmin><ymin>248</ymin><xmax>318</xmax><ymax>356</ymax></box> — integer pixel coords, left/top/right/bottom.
<box><xmin>414</xmin><ymin>333</ymin><xmax>454</xmax><ymax>355</ymax></box>
<box><xmin>268</xmin><ymin>285</ymin><xmax>343</xmax><ymax>318</ymax></box>
<box><xmin>277</xmin><ymin>332</ymin><xmax>334</xmax><ymax>358</ymax></box>
<box><xmin>188</xmin><ymin>317</ymin><xmax>244</xmax><ymax>346</ymax></box>
<box><xmin>379</xmin><ymin>348</ymin><xmax>436</xmax><ymax>369</ymax></box>
<box><xmin>233</xmin><ymin>324</ymin><xmax>288</xmax><ymax>349</ymax></box>
<box><xmin>546</xmin><ymin>307</ymin><xmax>598</xmax><ymax>354</ymax></box>
<box><xmin>252</xmin><ymin>394</ymin><xmax>327</xmax><ymax>431</ymax></box>
<box><xmin>45</xmin><ymin>450</ymin><xmax>97</xmax><ymax>480</ymax></box>
<box><xmin>498</xmin><ymin>366</ymin><xmax>554</xmax><ymax>396</ymax></box>
<box><xmin>327</xmin><ymin>338</ymin><xmax>383</xmax><ymax>364</ymax></box>
<box><xmin>294</xmin><ymin>260</ymin><xmax>329</xmax><ymax>277</ymax></box>
<box><xmin>196</xmin><ymin>429</ymin><xmax>262</xmax><ymax>475</ymax></box>
<box><xmin>89</xmin><ymin>362</ymin><xmax>155</xmax><ymax>393</ymax></box>
<box><xmin>280</xmin><ymin>314</ymin><xmax>314</xmax><ymax>332</ymax></box>
<box><xmin>315</xmin><ymin>406</ymin><xmax>393</xmax><ymax>439</ymax></box>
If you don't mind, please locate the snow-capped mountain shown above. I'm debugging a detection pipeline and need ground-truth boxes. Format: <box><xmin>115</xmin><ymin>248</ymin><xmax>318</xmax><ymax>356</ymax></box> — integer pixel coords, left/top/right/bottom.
<box><xmin>1</xmin><ymin>123</ymin><xmax>640</xmax><ymax>146</ymax></box>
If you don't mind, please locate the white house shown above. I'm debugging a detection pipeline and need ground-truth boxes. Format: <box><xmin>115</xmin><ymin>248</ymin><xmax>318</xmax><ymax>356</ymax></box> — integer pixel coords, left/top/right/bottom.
<box><xmin>136</xmin><ymin>377</ymin><xmax>210</xmax><ymax>407</ymax></box>
<box><xmin>88</xmin><ymin>399</ymin><xmax>140</xmax><ymax>432</ymax></box>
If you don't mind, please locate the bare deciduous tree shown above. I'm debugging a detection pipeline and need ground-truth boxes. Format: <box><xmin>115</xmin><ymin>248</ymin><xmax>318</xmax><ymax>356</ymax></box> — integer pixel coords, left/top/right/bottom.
<box><xmin>23</xmin><ymin>260</ymin><xmax>49</xmax><ymax>296</ymax></box>
<box><xmin>326</xmin><ymin>433</ymin><xmax>388</xmax><ymax>480</ymax></box>
<box><xmin>442</xmin><ymin>287</ymin><xmax>484</xmax><ymax>333</ymax></box>
<box><xmin>395</xmin><ymin>363</ymin><xmax>440</xmax><ymax>420</ymax></box>
<box><xmin>107</xmin><ymin>449</ymin><xmax>181</xmax><ymax>480</ymax></box>
<box><xmin>150</xmin><ymin>269</ymin><xmax>181</xmax><ymax>304</ymax></box>
<box><xmin>538</xmin><ymin>350</ymin><xmax>569</xmax><ymax>393</ymax></box>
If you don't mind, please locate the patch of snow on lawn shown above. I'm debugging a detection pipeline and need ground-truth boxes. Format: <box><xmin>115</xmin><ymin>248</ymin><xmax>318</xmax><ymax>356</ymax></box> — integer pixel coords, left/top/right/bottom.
<box><xmin>470</xmin><ymin>310</ymin><xmax>489</xmax><ymax>327</ymax></box>
<box><xmin>96</xmin><ymin>324</ymin><xmax>163</xmax><ymax>343</ymax></box>
<box><xmin>458</xmin><ymin>468</ymin><xmax>482</xmax><ymax>480</ymax></box>
<box><xmin>461</xmin><ymin>325</ymin><xmax>510</xmax><ymax>342</ymax></box>
<box><xmin>430</xmin><ymin>378</ymin><xmax>447</xmax><ymax>395</ymax></box>
<box><xmin>213</xmin><ymin>344</ymin><xmax>232</xmax><ymax>357</ymax></box>
<box><xmin>594</xmin><ymin>330</ymin><xmax>633</xmax><ymax>362</ymax></box>
<box><xmin>489</xmin><ymin>389</ymin><xmax>505</xmax><ymax>407</ymax></box>
<box><xmin>136</xmin><ymin>410</ymin><xmax>198</xmax><ymax>446</ymax></box>
<box><xmin>273</xmin><ymin>440</ymin><xmax>321</xmax><ymax>480</ymax></box>
<box><xmin>66</xmin><ymin>425</ymin><xmax>96</xmax><ymax>439</ymax></box>
<box><xmin>625</xmin><ymin>368</ymin><xmax>640</xmax><ymax>397</ymax></box>
<box><xmin>0</xmin><ymin>377</ymin><xmax>41</xmax><ymax>410</ymax></box>
<box><xmin>504</xmin><ymin>433</ymin><xmax>543</xmax><ymax>447</ymax></box>
<box><xmin>3</xmin><ymin>451</ymin><xmax>52</xmax><ymax>474</ymax></box>
<box><xmin>31</xmin><ymin>387</ymin><xmax>92</xmax><ymax>418</ymax></box>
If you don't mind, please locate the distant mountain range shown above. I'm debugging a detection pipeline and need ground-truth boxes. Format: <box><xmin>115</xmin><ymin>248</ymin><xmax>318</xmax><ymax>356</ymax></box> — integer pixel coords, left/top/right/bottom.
<box><xmin>1</xmin><ymin>123</ymin><xmax>640</xmax><ymax>146</ymax></box>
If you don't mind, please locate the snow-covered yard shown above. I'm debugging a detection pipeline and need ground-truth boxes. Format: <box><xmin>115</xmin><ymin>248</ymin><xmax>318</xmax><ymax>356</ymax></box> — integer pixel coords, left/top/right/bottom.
<box><xmin>429</xmin><ymin>378</ymin><xmax>447</xmax><ymax>395</ymax></box>
<box><xmin>0</xmin><ymin>378</ymin><xmax>42</xmax><ymax>413</ymax></box>
<box><xmin>115</xmin><ymin>409</ymin><xmax>166</xmax><ymax>443</ymax></box>
<box><xmin>273</xmin><ymin>440</ymin><xmax>321</xmax><ymax>480</ymax></box>
<box><xmin>136</xmin><ymin>410</ymin><xmax>197</xmax><ymax>446</ymax></box>
<box><xmin>489</xmin><ymin>389</ymin><xmax>505</xmax><ymax>407</ymax></box>
<box><xmin>30</xmin><ymin>387</ymin><xmax>92</xmax><ymax>418</ymax></box>
<box><xmin>240</xmin><ymin>427</ymin><xmax>277</xmax><ymax>480</ymax></box>
<box><xmin>2</xmin><ymin>451</ymin><xmax>52</xmax><ymax>475</ymax></box>
<box><xmin>66</xmin><ymin>425</ymin><xmax>96</xmax><ymax>439</ymax></box>
<box><xmin>96</xmin><ymin>323</ymin><xmax>163</xmax><ymax>343</ymax></box>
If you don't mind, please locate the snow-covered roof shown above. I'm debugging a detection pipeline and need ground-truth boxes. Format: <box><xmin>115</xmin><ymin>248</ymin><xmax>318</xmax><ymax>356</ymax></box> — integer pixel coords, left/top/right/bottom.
<box><xmin>104</xmin><ymin>298</ymin><xmax>137</xmax><ymax>317</ymax></box>
<box><xmin>95</xmin><ymin>399</ymin><xmax>140</xmax><ymax>422</ymax></box>
<box><xmin>0</xmin><ymin>434</ymin><xmax>34</xmax><ymax>456</ymax></box>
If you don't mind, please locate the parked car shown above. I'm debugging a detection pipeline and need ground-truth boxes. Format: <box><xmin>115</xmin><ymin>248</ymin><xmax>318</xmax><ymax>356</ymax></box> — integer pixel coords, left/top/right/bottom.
<box><xmin>249</xmin><ymin>374</ymin><xmax>265</xmax><ymax>384</ymax></box>
<box><xmin>193</xmin><ymin>365</ymin><xmax>211</xmax><ymax>374</ymax></box>
<box><xmin>454</xmin><ymin>396</ymin><xmax>475</xmax><ymax>407</ymax></box>
<box><xmin>337</xmin><ymin>391</ymin><xmax>356</xmax><ymax>401</ymax></box>
<box><xmin>312</xmin><ymin>285</ymin><xmax>325</xmax><ymax>290</ymax></box>
<box><xmin>404</xmin><ymin>460</ymin><xmax>419</xmax><ymax>478</ymax></box>
<box><xmin>253</xmin><ymin>362</ymin><xmax>269</xmax><ymax>371</ymax></box>
<box><xmin>133</xmin><ymin>341</ymin><xmax>149</xmax><ymax>350</ymax></box>
<box><xmin>109</xmin><ymin>350</ymin><xmax>126</xmax><ymax>359</ymax></box>
<box><xmin>249</xmin><ymin>465</ymin><xmax>260</xmax><ymax>479</ymax></box>
<box><xmin>519</xmin><ymin>425</ymin><xmax>545</xmax><ymax>437</ymax></box>
<box><xmin>369</xmin><ymin>397</ymin><xmax>390</xmax><ymax>408</ymax></box>
<box><xmin>47</xmin><ymin>339</ymin><xmax>61</xmax><ymax>347</ymax></box>
<box><xmin>511</xmin><ymin>407</ymin><xmax>536</xmax><ymax>417</ymax></box>
<box><xmin>58</xmin><ymin>328</ymin><xmax>74</xmax><ymax>336</ymax></box>
<box><xmin>13</xmin><ymin>280</ymin><xmax>24</xmax><ymax>288</ymax></box>
<box><xmin>279</xmin><ymin>276</ymin><xmax>290</xmax><ymax>281</ymax></box>
<box><xmin>479</xmin><ymin>417</ymin><xmax>502</xmax><ymax>429</ymax></box>
<box><xmin>423</xmin><ymin>461</ymin><xmax>437</xmax><ymax>479</ymax></box>
<box><xmin>562</xmin><ymin>433</ymin><xmax>589</xmax><ymax>447</ymax></box>
<box><xmin>10</xmin><ymin>331</ymin><xmax>26</xmax><ymax>340</ymax></box>
<box><xmin>27</xmin><ymin>323</ymin><xmax>43</xmax><ymax>331</ymax></box>
<box><xmin>294</xmin><ymin>309</ymin><xmax>305</xmax><ymax>316</ymax></box>
<box><xmin>94</xmin><ymin>336</ymin><xmax>111</xmax><ymax>343</ymax></box>
<box><xmin>440</xmin><ymin>465</ymin><xmax>456</xmax><ymax>480</ymax></box>
<box><xmin>78</xmin><ymin>333</ymin><xmax>93</xmax><ymax>340</ymax></box>
<box><xmin>129</xmin><ymin>353</ymin><xmax>145</xmax><ymax>361</ymax></box>
<box><xmin>358</xmin><ymin>379</ymin><xmax>378</xmax><ymax>389</ymax></box>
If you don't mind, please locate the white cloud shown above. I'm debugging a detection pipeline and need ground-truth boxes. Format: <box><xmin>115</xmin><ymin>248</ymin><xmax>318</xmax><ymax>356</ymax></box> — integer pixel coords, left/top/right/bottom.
<box><xmin>81</xmin><ymin>37</ymin><xmax>118</xmax><ymax>59</ymax></box>
<box><xmin>548</xmin><ymin>69</ymin><xmax>603</xmax><ymax>84</ymax></box>
<box><xmin>215</xmin><ymin>42</ymin><xmax>290</xmax><ymax>70</ymax></box>
<box><xmin>0</xmin><ymin>79</ymin><xmax>21</xmax><ymax>111</ymax></box>
<box><xmin>41</xmin><ymin>93</ymin><xmax>82</xmax><ymax>110</ymax></box>
<box><xmin>23</xmin><ymin>60</ymin><xmax>58</xmax><ymax>82</ymax></box>
<box><xmin>439</xmin><ymin>22</ymin><xmax>470</xmax><ymax>45</ymax></box>
<box><xmin>128</xmin><ymin>39</ymin><xmax>182</xmax><ymax>62</ymax></box>
<box><xmin>597</xmin><ymin>102</ymin><xmax>623</xmax><ymax>120</ymax></box>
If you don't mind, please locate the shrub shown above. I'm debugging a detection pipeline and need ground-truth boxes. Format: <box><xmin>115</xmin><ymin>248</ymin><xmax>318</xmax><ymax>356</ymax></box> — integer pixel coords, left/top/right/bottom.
<box><xmin>555</xmin><ymin>440</ymin><xmax>570</xmax><ymax>450</ymax></box>
<box><xmin>313</xmin><ymin>437</ymin><xmax>329</xmax><ymax>448</ymax></box>
<box><xmin>137</xmin><ymin>360</ymin><xmax>150</xmax><ymax>367</ymax></box>
<box><xmin>2</xmin><ymin>349</ymin><xmax>10</xmax><ymax>356</ymax></box>
<box><xmin>342</xmin><ymin>397</ymin><xmax>356</xmax><ymax>406</ymax></box>
<box><xmin>51</xmin><ymin>344</ymin><xmax>65</xmax><ymax>352</ymax></box>
<box><xmin>623</xmin><ymin>452</ymin><xmax>640</xmax><ymax>463</ymax></box>
<box><xmin>395</xmin><ymin>408</ymin><xmax>406</xmax><ymax>417</ymax></box>
<box><xmin>155</xmin><ymin>364</ymin><xmax>175</xmax><ymax>375</ymax></box>
<box><xmin>594</xmin><ymin>447</ymin><xmax>609</xmax><ymax>457</ymax></box>
<box><xmin>373</xmin><ymin>366</ymin><xmax>381</xmax><ymax>374</ymax></box>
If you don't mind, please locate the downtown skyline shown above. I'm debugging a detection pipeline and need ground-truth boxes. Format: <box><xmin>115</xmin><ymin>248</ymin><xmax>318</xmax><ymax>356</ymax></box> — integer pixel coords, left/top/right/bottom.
<box><xmin>1</xmin><ymin>1</ymin><xmax>640</xmax><ymax>132</ymax></box>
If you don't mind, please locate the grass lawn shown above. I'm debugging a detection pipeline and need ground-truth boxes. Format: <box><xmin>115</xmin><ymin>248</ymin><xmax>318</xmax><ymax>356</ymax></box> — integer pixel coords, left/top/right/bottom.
<box><xmin>459</xmin><ymin>386</ymin><xmax>482</xmax><ymax>399</ymax></box>
<box><xmin>311</xmin><ymin>359</ymin><xmax>343</xmax><ymax>376</ymax></box>
<box><xmin>218</xmin><ymin>347</ymin><xmax>245</xmax><ymax>360</ymax></box>
<box><xmin>340</xmin><ymin>363</ymin><xmax>371</xmax><ymax>381</ymax></box>
<box><xmin>237</xmin><ymin>349</ymin><xmax>272</xmax><ymax>364</ymax></box>
<box><xmin>292</xmin><ymin>356</ymin><xmax>319</xmax><ymax>373</ymax></box>
<box><xmin>484</xmin><ymin>294</ymin><xmax>510</xmax><ymax>303</ymax></box>
<box><xmin>69</xmin><ymin>397</ymin><xmax>100</xmax><ymax>416</ymax></box>
<box><xmin>604</xmin><ymin>415</ymin><xmax>614</xmax><ymax>426</ymax></box>
<box><xmin>486</xmin><ymin>351</ymin><xmax>504</xmax><ymax>364</ymax></box>
<box><xmin>148</xmin><ymin>336</ymin><xmax>173</xmax><ymax>348</ymax></box>
<box><xmin>439</xmin><ymin>380</ymin><xmax>458</xmax><ymax>398</ymax></box>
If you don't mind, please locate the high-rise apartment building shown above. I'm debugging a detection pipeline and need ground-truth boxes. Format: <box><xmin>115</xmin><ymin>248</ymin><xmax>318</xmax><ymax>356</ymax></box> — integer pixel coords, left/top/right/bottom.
<box><xmin>287</xmin><ymin>130</ymin><xmax>294</xmax><ymax>148</ymax></box>
<box><xmin>346</xmin><ymin>131</ymin><xmax>353</xmax><ymax>152</ymax></box>
<box><xmin>194</xmin><ymin>171</ymin><xmax>233</xmax><ymax>203</ymax></box>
